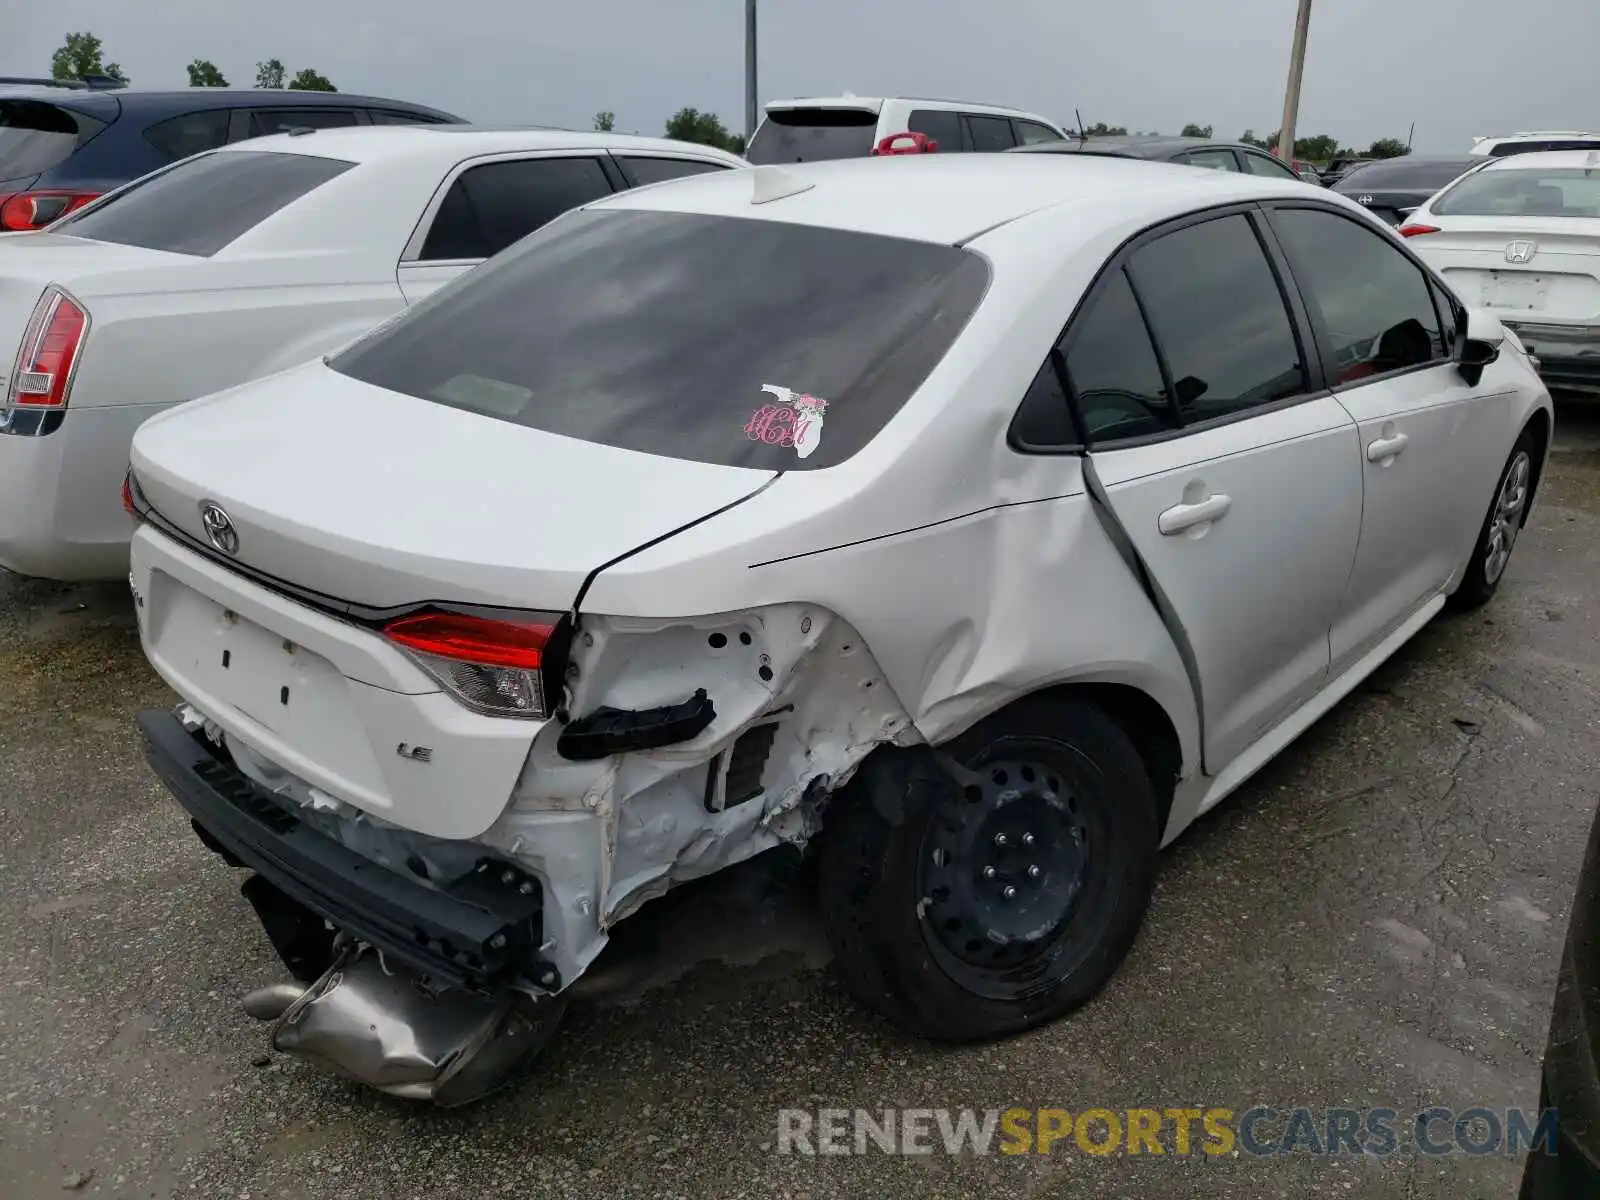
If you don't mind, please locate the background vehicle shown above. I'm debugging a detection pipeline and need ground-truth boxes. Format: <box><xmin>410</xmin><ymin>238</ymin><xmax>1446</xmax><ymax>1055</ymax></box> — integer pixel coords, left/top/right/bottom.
<box><xmin>125</xmin><ymin>154</ymin><xmax>1549</xmax><ymax>1104</ymax></box>
<box><xmin>1009</xmin><ymin>133</ymin><xmax>1305</xmax><ymax>181</ymax></box>
<box><xmin>1401</xmin><ymin>149</ymin><xmax>1600</xmax><ymax>394</ymax></box>
<box><xmin>1473</xmin><ymin>131</ymin><xmax>1600</xmax><ymax>158</ymax></box>
<box><xmin>1332</xmin><ymin>153</ymin><xmax>1483</xmax><ymax>225</ymax></box>
<box><xmin>0</xmin><ymin>86</ymin><xmax>463</xmax><ymax>231</ymax></box>
<box><xmin>0</xmin><ymin>75</ymin><xmax>126</xmax><ymax>91</ymax></box>
<box><xmin>745</xmin><ymin>95</ymin><xmax>1067</xmax><ymax>163</ymax></box>
<box><xmin>1321</xmin><ymin>154</ymin><xmax>1373</xmax><ymax>186</ymax></box>
<box><xmin>0</xmin><ymin>125</ymin><xmax>745</xmax><ymax>580</ymax></box>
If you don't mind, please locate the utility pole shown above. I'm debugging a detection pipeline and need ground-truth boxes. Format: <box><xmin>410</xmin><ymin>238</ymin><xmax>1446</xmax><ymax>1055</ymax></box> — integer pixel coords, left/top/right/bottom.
<box><xmin>1276</xmin><ymin>0</ymin><xmax>1313</xmax><ymax>163</ymax></box>
<box><xmin>744</xmin><ymin>0</ymin><xmax>759</xmax><ymax>146</ymax></box>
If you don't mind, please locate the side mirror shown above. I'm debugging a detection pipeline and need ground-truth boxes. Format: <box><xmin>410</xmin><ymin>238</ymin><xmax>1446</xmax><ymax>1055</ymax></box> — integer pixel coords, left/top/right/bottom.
<box><xmin>1456</xmin><ymin>307</ymin><xmax>1503</xmax><ymax>386</ymax></box>
<box><xmin>872</xmin><ymin>131</ymin><xmax>937</xmax><ymax>156</ymax></box>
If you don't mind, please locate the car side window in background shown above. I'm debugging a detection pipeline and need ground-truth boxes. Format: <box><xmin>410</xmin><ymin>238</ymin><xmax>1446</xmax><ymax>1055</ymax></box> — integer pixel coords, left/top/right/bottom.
<box><xmin>1127</xmin><ymin>214</ymin><xmax>1307</xmax><ymax>423</ymax></box>
<box><xmin>1178</xmin><ymin>149</ymin><xmax>1239</xmax><ymax>172</ymax></box>
<box><xmin>369</xmin><ymin>110</ymin><xmax>444</xmax><ymax>126</ymax></box>
<box><xmin>1061</xmin><ymin>268</ymin><xmax>1176</xmax><ymax>442</ymax></box>
<box><xmin>50</xmin><ymin>150</ymin><xmax>354</xmax><ymax>256</ymax></box>
<box><xmin>1242</xmin><ymin>150</ymin><xmax>1299</xmax><ymax>179</ymax></box>
<box><xmin>907</xmin><ymin>109</ymin><xmax>963</xmax><ymax>152</ymax></box>
<box><xmin>143</xmin><ymin>109</ymin><xmax>231</xmax><ymax>161</ymax></box>
<box><xmin>0</xmin><ymin>99</ymin><xmax>100</xmax><ymax>180</ymax></box>
<box><xmin>245</xmin><ymin>108</ymin><xmax>361</xmax><ymax>137</ymax></box>
<box><xmin>1270</xmin><ymin>207</ymin><xmax>1446</xmax><ymax>383</ymax></box>
<box><xmin>964</xmin><ymin>115</ymin><xmax>1017</xmax><ymax>152</ymax></box>
<box><xmin>619</xmin><ymin>156</ymin><xmax>727</xmax><ymax>186</ymax></box>
<box><xmin>419</xmin><ymin>156</ymin><xmax>613</xmax><ymax>261</ymax></box>
<box><xmin>1015</xmin><ymin>120</ymin><xmax>1063</xmax><ymax>145</ymax></box>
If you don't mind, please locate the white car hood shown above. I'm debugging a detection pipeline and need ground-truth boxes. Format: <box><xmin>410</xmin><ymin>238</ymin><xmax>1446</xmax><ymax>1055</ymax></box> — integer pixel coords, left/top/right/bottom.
<box><xmin>129</xmin><ymin>359</ymin><xmax>778</xmax><ymax>611</ymax></box>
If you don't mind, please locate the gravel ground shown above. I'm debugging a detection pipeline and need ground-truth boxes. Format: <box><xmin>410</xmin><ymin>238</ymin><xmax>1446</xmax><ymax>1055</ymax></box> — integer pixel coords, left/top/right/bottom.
<box><xmin>2</xmin><ymin>409</ymin><xmax>1599</xmax><ymax>1199</ymax></box>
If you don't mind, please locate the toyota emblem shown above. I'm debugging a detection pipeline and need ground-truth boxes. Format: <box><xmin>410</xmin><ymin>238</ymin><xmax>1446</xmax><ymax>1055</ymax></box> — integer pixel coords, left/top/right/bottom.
<box><xmin>199</xmin><ymin>500</ymin><xmax>239</xmax><ymax>556</ymax></box>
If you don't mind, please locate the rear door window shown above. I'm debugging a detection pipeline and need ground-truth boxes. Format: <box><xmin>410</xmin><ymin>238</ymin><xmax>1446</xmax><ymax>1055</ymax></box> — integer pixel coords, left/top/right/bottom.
<box><xmin>1177</xmin><ymin>149</ymin><xmax>1240</xmax><ymax>172</ymax></box>
<box><xmin>746</xmin><ymin>108</ymin><xmax>879</xmax><ymax>164</ymax></box>
<box><xmin>244</xmin><ymin>108</ymin><xmax>362</xmax><ymax>137</ymax></box>
<box><xmin>143</xmin><ymin>109</ymin><xmax>232</xmax><ymax>161</ymax></box>
<box><xmin>0</xmin><ymin>100</ymin><xmax>100</xmax><ymax>182</ymax></box>
<box><xmin>418</xmin><ymin>155</ymin><xmax>614</xmax><ymax>261</ymax></box>
<box><xmin>50</xmin><ymin>149</ymin><xmax>355</xmax><ymax>256</ymax></box>
<box><xmin>907</xmin><ymin>109</ymin><xmax>964</xmax><ymax>152</ymax></box>
<box><xmin>1242</xmin><ymin>150</ymin><xmax>1299</xmax><ymax>179</ymax></box>
<box><xmin>333</xmin><ymin>209</ymin><xmax>991</xmax><ymax>471</ymax></box>
<box><xmin>1015</xmin><ymin>119</ymin><xmax>1064</xmax><ymax>145</ymax></box>
<box><xmin>964</xmin><ymin>114</ymin><xmax>1017</xmax><ymax>152</ymax></box>
<box><xmin>1063</xmin><ymin>268</ymin><xmax>1177</xmax><ymax>441</ymax></box>
<box><xmin>616</xmin><ymin>156</ymin><xmax>729</xmax><ymax>187</ymax></box>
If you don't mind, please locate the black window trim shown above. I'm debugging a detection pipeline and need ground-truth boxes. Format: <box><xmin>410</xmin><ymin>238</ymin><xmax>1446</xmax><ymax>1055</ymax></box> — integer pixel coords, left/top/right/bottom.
<box><xmin>1259</xmin><ymin>199</ymin><xmax>1458</xmax><ymax>396</ymax></box>
<box><xmin>608</xmin><ymin>150</ymin><xmax>735</xmax><ymax>190</ymax></box>
<box><xmin>226</xmin><ymin>104</ymin><xmax>371</xmax><ymax>143</ymax></box>
<box><xmin>1006</xmin><ymin>200</ymin><xmax>1328</xmax><ymax>456</ymax></box>
<box><xmin>399</xmin><ymin>150</ymin><xmax>618</xmax><ymax>266</ymax></box>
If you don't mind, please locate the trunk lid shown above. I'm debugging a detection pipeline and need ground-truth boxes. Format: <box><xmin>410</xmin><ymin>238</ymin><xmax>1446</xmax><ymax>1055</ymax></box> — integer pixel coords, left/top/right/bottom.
<box><xmin>129</xmin><ymin>359</ymin><xmax>778</xmax><ymax>612</ymax></box>
<box><xmin>1416</xmin><ymin>217</ymin><xmax>1600</xmax><ymax>323</ymax></box>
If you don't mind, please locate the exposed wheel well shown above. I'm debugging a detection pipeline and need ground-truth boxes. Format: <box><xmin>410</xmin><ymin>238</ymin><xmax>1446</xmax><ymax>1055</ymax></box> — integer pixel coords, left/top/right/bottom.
<box><xmin>1030</xmin><ymin>682</ymin><xmax>1183</xmax><ymax>834</ymax></box>
<box><xmin>1522</xmin><ymin>408</ymin><xmax>1552</xmax><ymax>525</ymax></box>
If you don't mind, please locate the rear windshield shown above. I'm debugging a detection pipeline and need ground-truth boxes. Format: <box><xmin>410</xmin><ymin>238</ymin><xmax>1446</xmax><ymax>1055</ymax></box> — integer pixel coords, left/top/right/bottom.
<box><xmin>330</xmin><ymin>209</ymin><xmax>990</xmax><ymax>471</ymax></box>
<box><xmin>1432</xmin><ymin>167</ymin><xmax>1600</xmax><ymax>218</ymax></box>
<box><xmin>1336</xmin><ymin>158</ymin><xmax>1478</xmax><ymax>191</ymax></box>
<box><xmin>746</xmin><ymin>108</ymin><xmax>879</xmax><ymax>164</ymax></box>
<box><xmin>0</xmin><ymin>100</ymin><xmax>98</xmax><ymax>182</ymax></box>
<box><xmin>51</xmin><ymin>149</ymin><xmax>354</xmax><ymax>255</ymax></box>
<box><xmin>1489</xmin><ymin>139</ymin><xmax>1600</xmax><ymax>157</ymax></box>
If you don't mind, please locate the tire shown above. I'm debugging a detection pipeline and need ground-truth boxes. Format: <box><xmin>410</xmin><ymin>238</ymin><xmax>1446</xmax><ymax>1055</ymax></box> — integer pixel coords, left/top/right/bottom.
<box><xmin>816</xmin><ymin>695</ymin><xmax>1160</xmax><ymax>1042</ymax></box>
<box><xmin>1447</xmin><ymin>426</ymin><xmax>1537</xmax><ymax>612</ymax></box>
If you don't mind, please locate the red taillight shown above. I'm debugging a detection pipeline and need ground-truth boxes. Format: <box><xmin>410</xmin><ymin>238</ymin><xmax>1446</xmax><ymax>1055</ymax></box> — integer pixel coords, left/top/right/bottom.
<box><xmin>121</xmin><ymin>471</ymin><xmax>137</xmax><ymax>517</ymax></box>
<box><xmin>0</xmin><ymin>191</ymin><xmax>101</xmax><ymax>232</ymax></box>
<box><xmin>7</xmin><ymin>288</ymin><xmax>89</xmax><ymax>410</ymax></box>
<box><xmin>384</xmin><ymin>611</ymin><xmax>559</xmax><ymax>719</ymax></box>
<box><xmin>1398</xmin><ymin>223</ymin><xmax>1440</xmax><ymax>238</ymax></box>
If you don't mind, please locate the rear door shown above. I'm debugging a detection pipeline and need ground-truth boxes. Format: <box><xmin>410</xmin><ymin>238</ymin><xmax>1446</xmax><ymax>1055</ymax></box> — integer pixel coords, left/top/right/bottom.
<box><xmin>962</xmin><ymin>114</ymin><xmax>1018</xmax><ymax>152</ymax></box>
<box><xmin>907</xmin><ymin>109</ymin><xmax>966</xmax><ymax>153</ymax></box>
<box><xmin>1071</xmin><ymin>208</ymin><xmax>1362</xmax><ymax>771</ymax></box>
<box><xmin>1265</xmin><ymin>203</ymin><xmax>1517</xmax><ymax>667</ymax></box>
<box><xmin>397</xmin><ymin>153</ymin><xmax>615</xmax><ymax>302</ymax></box>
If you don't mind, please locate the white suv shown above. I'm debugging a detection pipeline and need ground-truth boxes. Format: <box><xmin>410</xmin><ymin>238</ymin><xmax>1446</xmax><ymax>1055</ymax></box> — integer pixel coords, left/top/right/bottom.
<box><xmin>1470</xmin><ymin>131</ymin><xmax>1600</xmax><ymax>158</ymax></box>
<box><xmin>745</xmin><ymin>95</ymin><xmax>1068</xmax><ymax>163</ymax></box>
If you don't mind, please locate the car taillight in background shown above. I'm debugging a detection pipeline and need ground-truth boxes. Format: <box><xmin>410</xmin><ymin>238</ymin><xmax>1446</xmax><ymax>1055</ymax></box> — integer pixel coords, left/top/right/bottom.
<box><xmin>873</xmin><ymin>131</ymin><xmax>938</xmax><ymax>156</ymax></box>
<box><xmin>383</xmin><ymin>610</ymin><xmax>561</xmax><ymax>720</ymax></box>
<box><xmin>1</xmin><ymin>286</ymin><xmax>89</xmax><ymax>437</ymax></box>
<box><xmin>1397</xmin><ymin>223</ymin><xmax>1441</xmax><ymax>238</ymax></box>
<box><xmin>0</xmin><ymin>190</ymin><xmax>101</xmax><ymax>231</ymax></box>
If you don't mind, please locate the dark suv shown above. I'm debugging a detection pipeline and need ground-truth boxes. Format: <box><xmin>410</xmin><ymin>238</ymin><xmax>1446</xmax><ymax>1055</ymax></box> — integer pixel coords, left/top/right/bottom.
<box><xmin>0</xmin><ymin>87</ymin><xmax>463</xmax><ymax>231</ymax></box>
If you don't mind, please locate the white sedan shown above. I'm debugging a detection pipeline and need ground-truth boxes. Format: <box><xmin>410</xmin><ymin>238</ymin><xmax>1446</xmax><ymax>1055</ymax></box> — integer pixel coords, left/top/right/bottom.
<box><xmin>126</xmin><ymin>154</ymin><xmax>1551</xmax><ymax>1103</ymax></box>
<box><xmin>1401</xmin><ymin>149</ymin><xmax>1600</xmax><ymax>395</ymax></box>
<box><xmin>0</xmin><ymin>126</ymin><xmax>745</xmax><ymax>580</ymax></box>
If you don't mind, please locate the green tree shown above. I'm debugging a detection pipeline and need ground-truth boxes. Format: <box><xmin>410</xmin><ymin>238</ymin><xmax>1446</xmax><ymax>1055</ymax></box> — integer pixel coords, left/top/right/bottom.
<box><xmin>287</xmin><ymin>68</ymin><xmax>336</xmax><ymax>92</ymax></box>
<box><xmin>50</xmin><ymin>32</ymin><xmax>126</xmax><ymax>84</ymax></box>
<box><xmin>186</xmin><ymin>59</ymin><xmax>228</xmax><ymax>87</ymax></box>
<box><xmin>1368</xmin><ymin>137</ymin><xmax>1410</xmax><ymax>159</ymax></box>
<box><xmin>1180</xmin><ymin>123</ymin><xmax>1214</xmax><ymax>139</ymax></box>
<box><xmin>594</xmin><ymin>110</ymin><xmax>616</xmax><ymax>132</ymax></box>
<box><xmin>1295</xmin><ymin>133</ymin><xmax>1339</xmax><ymax>161</ymax></box>
<box><xmin>664</xmin><ymin>107</ymin><xmax>742</xmax><ymax>153</ymax></box>
<box><xmin>1083</xmin><ymin>121</ymin><xmax>1128</xmax><ymax>137</ymax></box>
<box><xmin>1240</xmin><ymin>130</ymin><xmax>1267</xmax><ymax>148</ymax></box>
<box><xmin>254</xmin><ymin>58</ymin><xmax>285</xmax><ymax>88</ymax></box>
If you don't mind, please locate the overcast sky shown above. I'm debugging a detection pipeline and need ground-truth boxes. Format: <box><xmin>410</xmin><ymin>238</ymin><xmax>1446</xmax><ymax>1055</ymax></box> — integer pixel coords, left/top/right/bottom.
<box><xmin>6</xmin><ymin>0</ymin><xmax>1597</xmax><ymax>153</ymax></box>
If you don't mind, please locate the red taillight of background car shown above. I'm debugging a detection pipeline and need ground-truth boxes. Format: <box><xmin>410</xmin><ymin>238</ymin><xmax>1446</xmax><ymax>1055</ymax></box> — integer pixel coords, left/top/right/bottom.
<box><xmin>383</xmin><ymin>611</ymin><xmax>560</xmax><ymax>720</ymax></box>
<box><xmin>872</xmin><ymin>131</ymin><xmax>938</xmax><ymax>156</ymax></box>
<box><xmin>6</xmin><ymin>287</ymin><xmax>90</xmax><ymax>409</ymax></box>
<box><xmin>0</xmin><ymin>191</ymin><xmax>101</xmax><ymax>231</ymax></box>
<box><xmin>121</xmin><ymin>470</ymin><xmax>138</xmax><ymax>517</ymax></box>
<box><xmin>1397</xmin><ymin>223</ymin><xmax>1440</xmax><ymax>238</ymax></box>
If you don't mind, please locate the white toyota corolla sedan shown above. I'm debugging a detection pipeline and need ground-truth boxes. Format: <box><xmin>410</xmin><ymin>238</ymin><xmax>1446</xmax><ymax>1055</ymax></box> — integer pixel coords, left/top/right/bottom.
<box><xmin>0</xmin><ymin>126</ymin><xmax>744</xmax><ymax>581</ymax></box>
<box><xmin>126</xmin><ymin>153</ymin><xmax>1552</xmax><ymax>1104</ymax></box>
<box><xmin>1400</xmin><ymin>149</ymin><xmax>1600</xmax><ymax>396</ymax></box>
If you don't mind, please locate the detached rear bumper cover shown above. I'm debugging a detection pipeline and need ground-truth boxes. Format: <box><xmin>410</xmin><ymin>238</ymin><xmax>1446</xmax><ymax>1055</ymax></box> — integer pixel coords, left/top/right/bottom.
<box><xmin>137</xmin><ymin>709</ymin><xmax>553</xmax><ymax>995</ymax></box>
<box><xmin>1503</xmin><ymin>321</ymin><xmax>1600</xmax><ymax>392</ymax></box>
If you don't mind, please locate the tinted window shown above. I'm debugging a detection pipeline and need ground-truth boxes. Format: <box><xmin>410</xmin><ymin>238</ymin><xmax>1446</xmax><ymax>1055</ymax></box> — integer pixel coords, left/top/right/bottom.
<box><xmin>746</xmin><ymin>108</ymin><xmax>877</xmax><ymax>164</ymax></box>
<box><xmin>1128</xmin><ymin>214</ymin><xmax>1306</xmax><ymax>422</ymax></box>
<box><xmin>1333</xmin><ymin>157</ymin><xmax>1477</xmax><ymax>191</ymax></box>
<box><xmin>620</xmin><ymin>156</ymin><xmax>728</xmax><ymax>186</ymax></box>
<box><xmin>1242</xmin><ymin>151</ymin><xmax>1299</xmax><ymax>179</ymax></box>
<box><xmin>907</xmin><ymin>109</ymin><xmax>963</xmax><ymax>152</ymax></box>
<box><xmin>333</xmin><ymin>209</ymin><xmax>991</xmax><ymax>471</ymax></box>
<box><xmin>1016</xmin><ymin>120</ymin><xmax>1063</xmax><ymax>146</ymax></box>
<box><xmin>143</xmin><ymin>109</ymin><xmax>231</xmax><ymax>161</ymax></box>
<box><xmin>245</xmin><ymin>108</ymin><xmax>361</xmax><ymax>137</ymax></box>
<box><xmin>1011</xmin><ymin>358</ymin><xmax>1075</xmax><ymax>447</ymax></box>
<box><xmin>52</xmin><ymin>150</ymin><xmax>354</xmax><ymax>256</ymax></box>
<box><xmin>1432</xmin><ymin>167</ymin><xmax>1600</xmax><ymax>218</ymax></box>
<box><xmin>1178</xmin><ymin>149</ymin><xmax>1239</xmax><ymax>172</ymax></box>
<box><xmin>965</xmin><ymin>115</ymin><xmax>1016</xmax><ymax>152</ymax></box>
<box><xmin>370</xmin><ymin>110</ymin><xmax>445</xmax><ymax>126</ymax></box>
<box><xmin>419</xmin><ymin>156</ymin><xmax>613</xmax><ymax>260</ymax></box>
<box><xmin>1064</xmin><ymin>268</ymin><xmax>1175</xmax><ymax>442</ymax></box>
<box><xmin>1271</xmin><ymin>207</ymin><xmax>1445</xmax><ymax>383</ymax></box>
<box><xmin>0</xmin><ymin>100</ymin><xmax>94</xmax><ymax>181</ymax></box>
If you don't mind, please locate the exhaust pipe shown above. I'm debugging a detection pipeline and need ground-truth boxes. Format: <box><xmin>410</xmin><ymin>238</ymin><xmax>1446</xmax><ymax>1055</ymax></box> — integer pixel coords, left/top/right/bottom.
<box><xmin>244</xmin><ymin>945</ymin><xmax>565</xmax><ymax>1107</ymax></box>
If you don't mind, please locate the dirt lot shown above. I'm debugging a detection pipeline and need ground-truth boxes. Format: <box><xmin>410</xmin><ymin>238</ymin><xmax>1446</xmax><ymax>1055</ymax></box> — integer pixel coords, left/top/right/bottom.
<box><xmin>3</xmin><ymin>409</ymin><xmax>1599</xmax><ymax>1199</ymax></box>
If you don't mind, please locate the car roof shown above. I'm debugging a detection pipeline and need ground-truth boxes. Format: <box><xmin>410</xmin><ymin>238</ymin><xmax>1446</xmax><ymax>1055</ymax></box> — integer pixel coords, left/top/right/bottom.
<box><xmin>1474</xmin><ymin>148</ymin><xmax>1600</xmax><ymax>171</ymax></box>
<box><xmin>593</xmin><ymin>153</ymin><xmax>1321</xmax><ymax>245</ymax></box>
<box><xmin>215</xmin><ymin>124</ymin><xmax>748</xmax><ymax>167</ymax></box>
<box><xmin>764</xmin><ymin>95</ymin><xmax>1045</xmax><ymax>118</ymax></box>
<box><xmin>0</xmin><ymin>85</ymin><xmax>461</xmax><ymax>122</ymax></box>
<box><xmin>1009</xmin><ymin>135</ymin><xmax>1262</xmax><ymax>159</ymax></box>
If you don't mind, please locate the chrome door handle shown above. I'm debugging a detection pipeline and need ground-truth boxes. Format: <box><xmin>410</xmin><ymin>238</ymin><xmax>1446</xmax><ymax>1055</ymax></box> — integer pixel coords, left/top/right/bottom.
<box><xmin>1367</xmin><ymin>433</ymin><xmax>1409</xmax><ymax>463</ymax></box>
<box><xmin>1158</xmin><ymin>493</ymin><xmax>1232</xmax><ymax>536</ymax></box>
